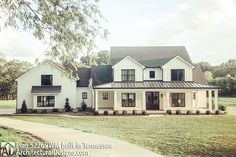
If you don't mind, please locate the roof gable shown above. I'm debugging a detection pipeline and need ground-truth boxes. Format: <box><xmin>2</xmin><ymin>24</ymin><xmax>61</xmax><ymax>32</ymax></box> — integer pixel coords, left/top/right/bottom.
<box><xmin>112</xmin><ymin>56</ymin><xmax>145</xmax><ymax>68</ymax></box>
<box><xmin>162</xmin><ymin>56</ymin><xmax>195</xmax><ymax>69</ymax></box>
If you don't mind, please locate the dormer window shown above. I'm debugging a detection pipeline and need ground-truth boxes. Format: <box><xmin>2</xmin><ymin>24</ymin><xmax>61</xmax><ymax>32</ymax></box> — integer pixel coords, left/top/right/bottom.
<box><xmin>41</xmin><ymin>75</ymin><xmax>53</xmax><ymax>85</ymax></box>
<box><xmin>171</xmin><ymin>69</ymin><xmax>185</xmax><ymax>81</ymax></box>
<box><xmin>149</xmin><ymin>71</ymin><xmax>155</xmax><ymax>78</ymax></box>
<box><xmin>121</xmin><ymin>69</ymin><xmax>135</xmax><ymax>81</ymax></box>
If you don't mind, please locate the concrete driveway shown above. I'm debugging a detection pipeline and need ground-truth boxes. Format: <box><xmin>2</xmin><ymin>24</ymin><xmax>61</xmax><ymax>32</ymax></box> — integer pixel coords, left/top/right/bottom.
<box><xmin>0</xmin><ymin>117</ymin><xmax>163</xmax><ymax>157</ymax></box>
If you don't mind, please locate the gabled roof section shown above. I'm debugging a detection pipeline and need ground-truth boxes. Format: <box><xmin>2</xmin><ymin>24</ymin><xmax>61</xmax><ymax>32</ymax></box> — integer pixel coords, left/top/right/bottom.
<box><xmin>76</xmin><ymin>67</ymin><xmax>91</xmax><ymax>87</ymax></box>
<box><xmin>162</xmin><ymin>56</ymin><xmax>195</xmax><ymax>69</ymax></box>
<box><xmin>111</xmin><ymin>46</ymin><xmax>192</xmax><ymax>67</ymax></box>
<box><xmin>91</xmin><ymin>65</ymin><xmax>113</xmax><ymax>86</ymax></box>
<box><xmin>112</xmin><ymin>56</ymin><xmax>145</xmax><ymax>68</ymax></box>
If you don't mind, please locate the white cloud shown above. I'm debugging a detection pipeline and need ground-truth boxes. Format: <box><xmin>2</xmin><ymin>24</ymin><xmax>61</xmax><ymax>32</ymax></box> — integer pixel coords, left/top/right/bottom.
<box><xmin>134</xmin><ymin>19</ymin><xmax>159</xmax><ymax>28</ymax></box>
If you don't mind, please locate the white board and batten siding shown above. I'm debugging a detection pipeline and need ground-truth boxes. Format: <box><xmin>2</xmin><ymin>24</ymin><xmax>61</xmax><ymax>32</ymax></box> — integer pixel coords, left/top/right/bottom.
<box><xmin>162</xmin><ymin>56</ymin><xmax>194</xmax><ymax>81</ymax></box>
<box><xmin>143</xmin><ymin>68</ymin><xmax>162</xmax><ymax>80</ymax></box>
<box><xmin>76</xmin><ymin>87</ymin><xmax>93</xmax><ymax>108</ymax></box>
<box><xmin>112</xmin><ymin>56</ymin><xmax>144</xmax><ymax>81</ymax></box>
<box><xmin>16</xmin><ymin>61</ymin><xmax>77</xmax><ymax>109</ymax></box>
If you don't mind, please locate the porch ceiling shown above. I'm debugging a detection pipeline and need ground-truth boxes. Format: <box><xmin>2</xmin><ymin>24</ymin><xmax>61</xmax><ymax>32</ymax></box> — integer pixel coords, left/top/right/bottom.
<box><xmin>94</xmin><ymin>81</ymin><xmax>219</xmax><ymax>89</ymax></box>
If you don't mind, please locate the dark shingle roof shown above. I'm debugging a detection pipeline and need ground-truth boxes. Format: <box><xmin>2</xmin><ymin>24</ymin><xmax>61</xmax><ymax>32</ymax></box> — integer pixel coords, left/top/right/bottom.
<box><xmin>76</xmin><ymin>68</ymin><xmax>91</xmax><ymax>87</ymax></box>
<box><xmin>91</xmin><ymin>65</ymin><xmax>113</xmax><ymax>86</ymax></box>
<box><xmin>31</xmin><ymin>86</ymin><xmax>61</xmax><ymax>93</ymax></box>
<box><xmin>94</xmin><ymin>81</ymin><xmax>218</xmax><ymax>89</ymax></box>
<box><xmin>111</xmin><ymin>46</ymin><xmax>192</xmax><ymax>66</ymax></box>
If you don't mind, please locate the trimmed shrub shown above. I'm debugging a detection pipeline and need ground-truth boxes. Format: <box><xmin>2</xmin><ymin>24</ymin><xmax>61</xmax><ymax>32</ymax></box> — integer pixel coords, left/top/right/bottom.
<box><xmin>81</xmin><ymin>100</ymin><xmax>87</xmax><ymax>112</ymax></box>
<box><xmin>32</xmin><ymin>110</ymin><xmax>38</xmax><ymax>113</ymax></box>
<box><xmin>21</xmin><ymin>100</ymin><xmax>28</xmax><ymax>113</ymax></box>
<box><xmin>186</xmin><ymin>110</ymin><xmax>192</xmax><ymax>115</ymax></box>
<box><xmin>219</xmin><ymin>105</ymin><xmax>226</xmax><ymax>111</ymax></box>
<box><xmin>176</xmin><ymin>110</ymin><xmax>181</xmax><ymax>115</ymax></box>
<box><xmin>206</xmin><ymin>110</ymin><xmax>211</xmax><ymax>115</ymax></box>
<box><xmin>215</xmin><ymin>110</ymin><xmax>221</xmax><ymax>115</ymax></box>
<box><xmin>41</xmin><ymin>109</ymin><xmax>47</xmax><ymax>114</ymax></box>
<box><xmin>64</xmin><ymin>98</ymin><xmax>72</xmax><ymax>112</ymax></box>
<box><xmin>94</xmin><ymin>111</ymin><xmax>99</xmax><ymax>116</ymax></box>
<box><xmin>113</xmin><ymin>111</ymin><xmax>119</xmax><ymax>115</ymax></box>
<box><xmin>104</xmin><ymin>111</ymin><xmax>109</xmax><ymax>115</ymax></box>
<box><xmin>167</xmin><ymin>110</ymin><xmax>172</xmax><ymax>115</ymax></box>
<box><xmin>122</xmin><ymin>110</ymin><xmax>127</xmax><ymax>115</ymax></box>
<box><xmin>196</xmin><ymin>110</ymin><xmax>201</xmax><ymax>115</ymax></box>
<box><xmin>52</xmin><ymin>108</ymin><xmax>59</xmax><ymax>112</ymax></box>
<box><xmin>142</xmin><ymin>110</ymin><xmax>147</xmax><ymax>115</ymax></box>
<box><xmin>132</xmin><ymin>110</ymin><xmax>137</xmax><ymax>115</ymax></box>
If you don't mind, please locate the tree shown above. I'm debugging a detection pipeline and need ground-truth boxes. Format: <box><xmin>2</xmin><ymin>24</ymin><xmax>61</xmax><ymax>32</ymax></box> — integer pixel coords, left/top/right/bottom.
<box><xmin>21</xmin><ymin>100</ymin><xmax>28</xmax><ymax>113</ymax></box>
<box><xmin>195</xmin><ymin>62</ymin><xmax>211</xmax><ymax>72</ymax></box>
<box><xmin>0</xmin><ymin>0</ymin><xmax>108</xmax><ymax>67</ymax></box>
<box><xmin>204</xmin><ymin>71</ymin><xmax>213</xmax><ymax>81</ymax></box>
<box><xmin>64</xmin><ymin>98</ymin><xmax>72</xmax><ymax>112</ymax></box>
<box><xmin>96</xmin><ymin>50</ymin><xmax>110</xmax><ymax>65</ymax></box>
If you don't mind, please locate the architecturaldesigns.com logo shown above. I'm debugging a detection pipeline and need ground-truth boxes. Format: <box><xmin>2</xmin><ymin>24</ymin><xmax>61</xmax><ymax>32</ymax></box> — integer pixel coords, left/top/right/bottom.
<box><xmin>0</xmin><ymin>142</ymin><xmax>16</xmax><ymax>156</ymax></box>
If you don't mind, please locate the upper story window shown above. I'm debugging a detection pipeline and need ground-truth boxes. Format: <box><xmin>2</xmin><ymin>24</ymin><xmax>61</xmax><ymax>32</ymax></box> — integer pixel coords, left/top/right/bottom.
<box><xmin>171</xmin><ymin>69</ymin><xmax>185</xmax><ymax>81</ymax></box>
<box><xmin>121</xmin><ymin>69</ymin><xmax>135</xmax><ymax>81</ymax></box>
<box><xmin>149</xmin><ymin>71</ymin><xmax>155</xmax><ymax>78</ymax></box>
<box><xmin>41</xmin><ymin>75</ymin><xmax>53</xmax><ymax>85</ymax></box>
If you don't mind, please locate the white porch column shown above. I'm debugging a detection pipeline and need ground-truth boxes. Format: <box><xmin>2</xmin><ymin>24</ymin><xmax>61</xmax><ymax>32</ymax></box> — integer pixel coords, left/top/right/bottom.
<box><xmin>166</xmin><ymin>91</ymin><xmax>170</xmax><ymax>110</ymax></box>
<box><xmin>142</xmin><ymin>91</ymin><xmax>146</xmax><ymax>110</ymax></box>
<box><xmin>113</xmin><ymin>91</ymin><xmax>117</xmax><ymax>110</ymax></box>
<box><xmin>95</xmin><ymin>90</ymin><xmax>98</xmax><ymax>111</ymax></box>
<box><xmin>208</xmin><ymin>90</ymin><xmax>212</xmax><ymax>111</ymax></box>
<box><xmin>195</xmin><ymin>91</ymin><xmax>198</xmax><ymax>111</ymax></box>
<box><xmin>215</xmin><ymin>90</ymin><xmax>218</xmax><ymax>111</ymax></box>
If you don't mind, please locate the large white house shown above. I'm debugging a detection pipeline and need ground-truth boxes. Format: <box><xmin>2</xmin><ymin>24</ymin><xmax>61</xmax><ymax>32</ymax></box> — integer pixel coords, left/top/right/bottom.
<box><xmin>16</xmin><ymin>46</ymin><xmax>219</xmax><ymax>113</ymax></box>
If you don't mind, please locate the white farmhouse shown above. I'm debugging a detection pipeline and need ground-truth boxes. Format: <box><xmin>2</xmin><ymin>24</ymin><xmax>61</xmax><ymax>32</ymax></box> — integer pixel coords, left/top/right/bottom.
<box><xmin>16</xmin><ymin>46</ymin><xmax>219</xmax><ymax>113</ymax></box>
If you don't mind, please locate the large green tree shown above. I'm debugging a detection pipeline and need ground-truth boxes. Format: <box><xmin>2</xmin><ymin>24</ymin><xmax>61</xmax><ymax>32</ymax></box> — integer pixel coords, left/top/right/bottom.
<box><xmin>0</xmin><ymin>0</ymin><xmax>107</xmax><ymax>66</ymax></box>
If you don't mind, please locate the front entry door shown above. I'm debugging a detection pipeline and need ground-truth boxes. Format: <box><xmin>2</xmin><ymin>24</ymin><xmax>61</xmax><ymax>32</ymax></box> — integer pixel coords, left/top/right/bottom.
<box><xmin>146</xmin><ymin>92</ymin><xmax>159</xmax><ymax>110</ymax></box>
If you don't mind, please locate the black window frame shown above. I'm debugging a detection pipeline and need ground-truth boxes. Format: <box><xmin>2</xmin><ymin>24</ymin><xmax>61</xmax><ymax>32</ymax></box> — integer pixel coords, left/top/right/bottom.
<box><xmin>82</xmin><ymin>92</ymin><xmax>87</xmax><ymax>99</ymax></box>
<box><xmin>121</xmin><ymin>69</ymin><xmax>135</xmax><ymax>81</ymax></box>
<box><xmin>103</xmin><ymin>93</ymin><xmax>108</xmax><ymax>100</ymax></box>
<box><xmin>171</xmin><ymin>93</ymin><xmax>185</xmax><ymax>107</ymax></box>
<box><xmin>171</xmin><ymin>69</ymin><xmax>185</xmax><ymax>81</ymax></box>
<box><xmin>149</xmin><ymin>71</ymin><xmax>155</xmax><ymax>78</ymax></box>
<box><xmin>37</xmin><ymin>96</ymin><xmax>55</xmax><ymax>107</ymax></box>
<box><xmin>41</xmin><ymin>75</ymin><xmax>53</xmax><ymax>86</ymax></box>
<box><xmin>122</xmin><ymin>93</ymin><xmax>136</xmax><ymax>107</ymax></box>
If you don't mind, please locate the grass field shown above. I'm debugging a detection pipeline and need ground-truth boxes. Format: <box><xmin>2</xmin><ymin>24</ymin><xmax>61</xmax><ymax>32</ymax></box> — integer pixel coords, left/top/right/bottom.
<box><xmin>11</xmin><ymin>115</ymin><xmax>236</xmax><ymax>157</ymax></box>
<box><xmin>0</xmin><ymin>100</ymin><xmax>16</xmax><ymax>109</ymax></box>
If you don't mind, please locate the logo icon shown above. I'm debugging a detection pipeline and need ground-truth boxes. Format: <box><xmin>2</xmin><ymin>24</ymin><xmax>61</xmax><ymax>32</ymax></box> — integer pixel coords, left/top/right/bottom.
<box><xmin>0</xmin><ymin>142</ymin><xmax>15</xmax><ymax>156</ymax></box>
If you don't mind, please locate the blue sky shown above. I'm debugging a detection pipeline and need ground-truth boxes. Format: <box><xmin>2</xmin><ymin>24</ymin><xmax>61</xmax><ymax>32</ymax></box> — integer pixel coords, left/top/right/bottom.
<box><xmin>0</xmin><ymin>0</ymin><xmax>236</xmax><ymax>65</ymax></box>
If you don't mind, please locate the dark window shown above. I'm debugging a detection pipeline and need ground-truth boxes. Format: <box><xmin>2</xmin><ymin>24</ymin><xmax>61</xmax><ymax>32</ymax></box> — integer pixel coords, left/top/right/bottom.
<box><xmin>122</xmin><ymin>93</ymin><xmax>135</xmax><ymax>107</ymax></box>
<box><xmin>82</xmin><ymin>92</ymin><xmax>87</xmax><ymax>99</ymax></box>
<box><xmin>149</xmin><ymin>71</ymin><xmax>155</xmax><ymax>78</ymax></box>
<box><xmin>121</xmin><ymin>69</ymin><xmax>135</xmax><ymax>81</ymax></box>
<box><xmin>41</xmin><ymin>75</ymin><xmax>53</xmax><ymax>85</ymax></box>
<box><xmin>37</xmin><ymin>96</ymin><xmax>55</xmax><ymax>107</ymax></box>
<box><xmin>170</xmin><ymin>93</ymin><xmax>185</xmax><ymax>107</ymax></box>
<box><xmin>103</xmin><ymin>93</ymin><xmax>108</xmax><ymax>100</ymax></box>
<box><xmin>171</xmin><ymin>69</ymin><xmax>185</xmax><ymax>81</ymax></box>
<box><xmin>193</xmin><ymin>92</ymin><xmax>196</xmax><ymax>99</ymax></box>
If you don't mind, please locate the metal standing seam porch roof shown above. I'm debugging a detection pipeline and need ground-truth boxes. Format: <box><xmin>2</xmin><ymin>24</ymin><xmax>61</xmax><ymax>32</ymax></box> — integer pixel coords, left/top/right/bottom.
<box><xmin>31</xmin><ymin>86</ymin><xmax>62</xmax><ymax>93</ymax></box>
<box><xmin>94</xmin><ymin>81</ymin><xmax>219</xmax><ymax>89</ymax></box>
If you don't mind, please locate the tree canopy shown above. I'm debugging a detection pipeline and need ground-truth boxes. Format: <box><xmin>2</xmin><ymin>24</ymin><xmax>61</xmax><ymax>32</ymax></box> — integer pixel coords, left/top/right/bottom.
<box><xmin>80</xmin><ymin>50</ymin><xmax>110</xmax><ymax>66</ymax></box>
<box><xmin>0</xmin><ymin>0</ymin><xmax>108</xmax><ymax>65</ymax></box>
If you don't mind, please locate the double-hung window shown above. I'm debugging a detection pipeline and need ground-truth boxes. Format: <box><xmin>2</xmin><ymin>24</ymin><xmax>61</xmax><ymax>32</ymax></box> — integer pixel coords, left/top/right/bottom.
<box><xmin>121</xmin><ymin>69</ymin><xmax>135</xmax><ymax>81</ymax></box>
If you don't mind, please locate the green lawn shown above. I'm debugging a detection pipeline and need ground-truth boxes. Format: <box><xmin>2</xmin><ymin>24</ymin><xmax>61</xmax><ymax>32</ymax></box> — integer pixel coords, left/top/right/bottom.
<box><xmin>219</xmin><ymin>97</ymin><xmax>236</xmax><ymax>106</ymax></box>
<box><xmin>10</xmin><ymin>115</ymin><xmax>236</xmax><ymax>157</ymax></box>
<box><xmin>0</xmin><ymin>100</ymin><xmax>16</xmax><ymax>109</ymax></box>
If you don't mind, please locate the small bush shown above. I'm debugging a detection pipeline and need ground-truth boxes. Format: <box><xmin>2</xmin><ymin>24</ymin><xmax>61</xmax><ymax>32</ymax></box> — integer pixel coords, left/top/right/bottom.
<box><xmin>186</xmin><ymin>110</ymin><xmax>192</xmax><ymax>115</ymax></box>
<box><xmin>122</xmin><ymin>110</ymin><xmax>127</xmax><ymax>115</ymax></box>
<box><xmin>104</xmin><ymin>111</ymin><xmax>109</xmax><ymax>115</ymax></box>
<box><xmin>113</xmin><ymin>111</ymin><xmax>119</xmax><ymax>115</ymax></box>
<box><xmin>215</xmin><ymin>110</ymin><xmax>221</xmax><ymax>115</ymax></box>
<box><xmin>132</xmin><ymin>110</ymin><xmax>137</xmax><ymax>115</ymax></box>
<box><xmin>167</xmin><ymin>110</ymin><xmax>172</xmax><ymax>115</ymax></box>
<box><xmin>73</xmin><ymin>108</ymin><xmax>78</xmax><ymax>113</ymax></box>
<box><xmin>32</xmin><ymin>110</ymin><xmax>37</xmax><ymax>113</ymax></box>
<box><xmin>94</xmin><ymin>111</ymin><xmax>99</xmax><ymax>116</ymax></box>
<box><xmin>196</xmin><ymin>110</ymin><xmax>201</xmax><ymax>115</ymax></box>
<box><xmin>41</xmin><ymin>109</ymin><xmax>47</xmax><ymax>114</ymax></box>
<box><xmin>206</xmin><ymin>110</ymin><xmax>211</xmax><ymax>115</ymax></box>
<box><xmin>52</xmin><ymin>108</ymin><xmax>59</xmax><ymax>112</ymax></box>
<box><xmin>176</xmin><ymin>110</ymin><xmax>181</xmax><ymax>115</ymax></box>
<box><xmin>21</xmin><ymin>100</ymin><xmax>28</xmax><ymax>113</ymax></box>
<box><xmin>81</xmin><ymin>100</ymin><xmax>87</xmax><ymax>112</ymax></box>
<box><xmin>142</xmin><ymin>110</ymin><xmax>147</xmax><ymax>115</ymax></box>
<box><xmin>219</xmin><ymin>105</ymin><xmax>226</xmax><ymax>111</ymax></box>
<box><xmin>64</xmin><ymin>98</ymin><xmax>72</xmax><ymax>112</ymax></box>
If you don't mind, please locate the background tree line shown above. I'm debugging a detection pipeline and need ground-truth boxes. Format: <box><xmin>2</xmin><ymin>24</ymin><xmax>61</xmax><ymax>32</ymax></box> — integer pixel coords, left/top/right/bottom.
<box><xmin>0</xmin><ymin>54</ymin><xmax>32</xmax><ymax>100</ymax></box>
<box><xmin>195</xmin><ymin>59</ymin><xmax>236</xmax><ymax>97</ymax></box>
